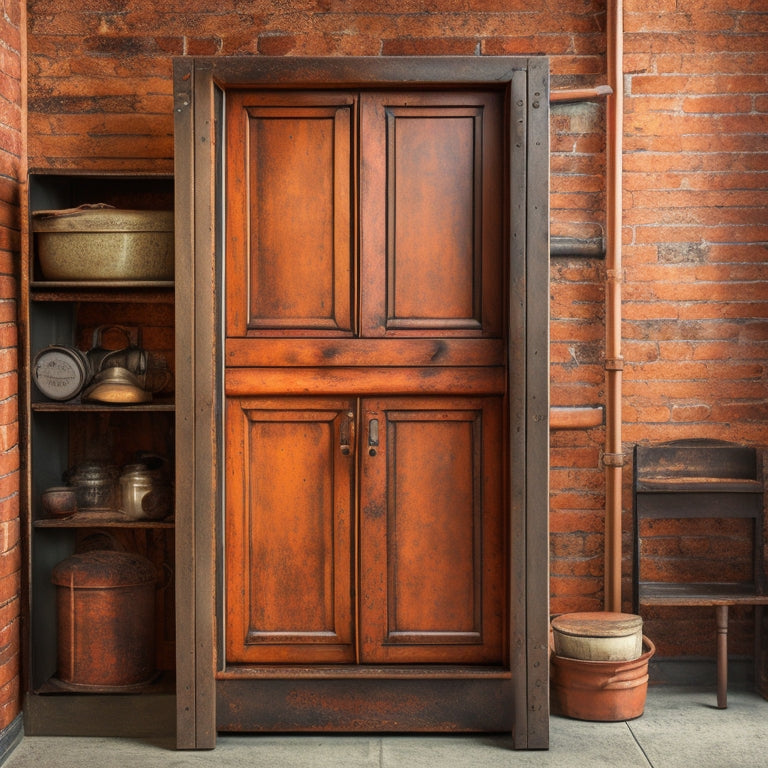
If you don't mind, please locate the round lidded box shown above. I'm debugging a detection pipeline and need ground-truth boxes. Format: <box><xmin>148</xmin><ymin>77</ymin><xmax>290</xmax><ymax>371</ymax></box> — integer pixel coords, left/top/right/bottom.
<box><xmin>552</xmin><ymin>611</ymin><xmax>643</xmax><ymax>662</ymax></box>
<box><xmin>51</xmin><ymin>550</ymin><xmax>157</xmax><ymax>690</ymax></box>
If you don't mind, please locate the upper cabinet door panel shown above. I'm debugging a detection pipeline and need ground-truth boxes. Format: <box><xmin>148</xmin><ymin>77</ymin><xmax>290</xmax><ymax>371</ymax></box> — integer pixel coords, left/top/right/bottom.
<box><xmin>225</xmin><ymin>91</ymin><xmax>356</xmax><ymax>337</ymax></box>
<box><xmin>360</xmin><ymin>92</ymin><xmax>504</xmax><ymax>338</ymax></box>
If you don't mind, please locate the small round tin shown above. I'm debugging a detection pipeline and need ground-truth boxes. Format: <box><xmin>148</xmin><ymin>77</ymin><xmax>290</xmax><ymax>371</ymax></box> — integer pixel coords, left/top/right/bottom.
<box><xmin>32</xmin><ymin>345</ymin><xmax>89</xmax><ymax>401</ymax></box>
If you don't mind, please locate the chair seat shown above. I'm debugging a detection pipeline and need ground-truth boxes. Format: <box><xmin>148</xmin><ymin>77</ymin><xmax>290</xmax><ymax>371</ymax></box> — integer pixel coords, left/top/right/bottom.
<box><xmin>639</xmin><ymin>582</ymin><xmax>768</xmax><ymax>606</ymax></box>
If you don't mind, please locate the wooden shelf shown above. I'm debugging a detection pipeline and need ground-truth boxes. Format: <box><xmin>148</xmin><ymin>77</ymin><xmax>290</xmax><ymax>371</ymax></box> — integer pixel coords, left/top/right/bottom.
<box><xmin>636</xmin><ymin>476</ymin><xmax>763</xmax><ymax>493</ymax></box>
<box><xmin>34</xmin><ymin>510</ymin><xmax>174</xmax><ymax>529</ymax></box>
<box><xmin>31</xmin><ymin>280</ymin><xmax>173</xmax><ymax>290</ymax></box>
<box><xmin>31</xmin><ymin>400</ymin><xmax>174</xmax><ymax>412</ymax></box>
<box><xmin>30</xmin><ymin>282</ymin><xmax>173</xmax><ymax>304</ymax></box>
<box><xmin>36</xmin><ymin>671</ymin><xmax>175</xmax><ymax>696</ymax></box>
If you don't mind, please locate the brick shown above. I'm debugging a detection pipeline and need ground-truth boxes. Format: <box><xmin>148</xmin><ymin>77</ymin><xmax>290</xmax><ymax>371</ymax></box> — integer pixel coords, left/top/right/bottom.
<box><xmin>0</xmin><ymin>676</ymin><xmax>20</xmax><ymax>731</ymax></box>
<box><xmin>550</xmin><ymin>511</ymin><xmax>605</xmax><ymax>535</ymax></box>
<box><xmin>0</xmin><ymin>480</ymin><xmax>18</xmax><ymax>512</ymax></box>
<box><xmin>482</xmin><ymin>34</ymin><xmax>592</xmax><ymax>57</ymax></box>
<box><xmin>0</xmin><ymin>520</ymin><xmax>19</xmax><ymax>554</ymax></box>
<box><xmin>382</xmin><ymin>37</ymin><xmax>480</xmax><ymax>56</ymax></box>
<box><xmin>0</xmin><ymin>546</ymin><xmax>19</xmax><ymax>583</ymax></box>
<box><xmin>0</xmin><ymin>375</ymin><xmax>18</xmax><ymax>403</ymax></box>
<box><xmin>0</xmin><ymin>421</ymin><xmax>19</xmax><ymax>456</ymax></box>
<box><xmin>550</xmin><ymin>445</ymin><xmax>602</xmax><ymax>470</ymax></box>
<box><xmin>625</xmin><ymin>12</ymin><xmax>737</xmax><ymax>34</ymax></box>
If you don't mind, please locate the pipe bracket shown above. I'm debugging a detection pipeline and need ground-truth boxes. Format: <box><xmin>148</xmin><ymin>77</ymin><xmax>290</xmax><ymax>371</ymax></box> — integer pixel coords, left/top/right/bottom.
<box><xmin>602</xmin><ymin>451</ymin><xmax>626</xmax><ymax>468</ymax></box>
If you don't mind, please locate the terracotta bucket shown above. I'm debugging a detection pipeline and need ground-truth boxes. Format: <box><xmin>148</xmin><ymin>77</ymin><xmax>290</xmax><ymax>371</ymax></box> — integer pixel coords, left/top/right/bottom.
<box><xmin>551</xmin><ymin>636</ymin><xmax>655</xmax><ymax>721</ymax></box>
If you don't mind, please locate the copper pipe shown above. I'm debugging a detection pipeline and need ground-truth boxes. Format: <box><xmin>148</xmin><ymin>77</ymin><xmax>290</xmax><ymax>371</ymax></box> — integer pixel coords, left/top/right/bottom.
<box><xmin>550</xmin><ymin>85</ymin><xmax>613</xmax><ymax>104</ymax></box>
<box><xmin>604</xmin><ymin>0</ymin><xmax>624</xmax><ymax>612</ymax></box>
<box><xmin>716</xmin><ymin>605</ymin><xmax>729</xmax><ymax>708</ymax></box>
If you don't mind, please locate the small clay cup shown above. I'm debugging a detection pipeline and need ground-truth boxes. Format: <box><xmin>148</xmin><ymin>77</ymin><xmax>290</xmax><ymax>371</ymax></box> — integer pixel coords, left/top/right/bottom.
<box><xmin>41</xmin><ymin>486</ymin><xmax>77</xmax><ymax>519</ymax></box>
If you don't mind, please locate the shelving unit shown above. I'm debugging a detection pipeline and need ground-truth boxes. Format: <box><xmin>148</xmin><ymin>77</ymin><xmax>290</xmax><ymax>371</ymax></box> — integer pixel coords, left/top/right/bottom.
<box><xmin>20</xmin><ymin>172</ymin><xmax>176</xmax><ymax>736</ymax></box>
<box><xmin>633</xmin><ymin>439</ymin><xmax>768</xmax><ymax>709</ymax></box>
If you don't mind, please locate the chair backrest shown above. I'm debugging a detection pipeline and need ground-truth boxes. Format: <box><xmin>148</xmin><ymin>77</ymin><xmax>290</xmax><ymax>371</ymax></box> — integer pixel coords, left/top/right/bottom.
<box><xmin>633</xmin><ymin>439</ymin><xmax>765</xmax><ymax>604</ymax></box>
<box><xmin>635</xmin><ymin>439</ymin><xmax>760</xmax><ymax>484</ymax></box>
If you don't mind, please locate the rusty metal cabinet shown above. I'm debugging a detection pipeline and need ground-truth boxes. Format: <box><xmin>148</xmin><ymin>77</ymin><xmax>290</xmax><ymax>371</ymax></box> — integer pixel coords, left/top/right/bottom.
<box><xmin>20</xmin><ymin>172</ymin><xmax>176</xmax><ymax>736</ymax></box>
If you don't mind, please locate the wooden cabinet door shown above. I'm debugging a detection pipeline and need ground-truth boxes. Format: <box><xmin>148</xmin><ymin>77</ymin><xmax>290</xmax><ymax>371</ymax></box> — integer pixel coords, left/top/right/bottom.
<box><xmin>225</xmin><ymin>397</ymin><xmax>356</xmax><ymax>664</ymax></box>
<box><xmin>224</xmin><ymin>87</ymin><xmax>506</xmax><ymax>668</ymax></box>
<box><xmin>225</xmin><ymin>90</ymin><xmax>356</xmax><ymax>337</ymax></box>
<box><xmin>359</xmin><ymin>91</ymin><xmax>503</xmax><ymax>337</ymax></box>
<box><xmin>359</xmin><ymin>397</ymin><xmax>505</xmax><ymax>664</ymax></box>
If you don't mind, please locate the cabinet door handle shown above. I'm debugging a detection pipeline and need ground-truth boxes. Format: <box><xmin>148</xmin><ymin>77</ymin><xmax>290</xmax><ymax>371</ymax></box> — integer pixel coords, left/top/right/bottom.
<box><xmin>368</xmin><ymin>418</ymin><xmax>379</xmax><ymax>456</ymax></box>
<box><xmin>340</xmin><ymin>411</ymin><xmax>354</xmax><ymax>456</ymax></box>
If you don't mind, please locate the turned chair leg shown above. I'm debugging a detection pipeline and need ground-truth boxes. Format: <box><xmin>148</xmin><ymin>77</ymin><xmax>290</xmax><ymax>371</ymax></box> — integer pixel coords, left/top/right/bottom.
<box><xmin>716</xmin><ymin>605</ymin><xmax>729</xmax><ymax>709</ymax></box>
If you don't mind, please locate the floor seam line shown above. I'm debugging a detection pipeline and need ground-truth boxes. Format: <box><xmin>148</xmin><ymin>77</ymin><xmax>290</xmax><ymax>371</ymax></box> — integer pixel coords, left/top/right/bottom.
<box><xmin>627</xmin><ymin>721</ymin><xmax>655</xmax><ymax>768</ymax></box>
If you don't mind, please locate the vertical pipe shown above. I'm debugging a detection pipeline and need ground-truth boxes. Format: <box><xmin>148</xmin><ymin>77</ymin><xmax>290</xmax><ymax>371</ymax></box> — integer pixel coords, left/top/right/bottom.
<box><xmin>604</xmin><ymin>0</ymin><xmax>624</xmax><ymax>612</ymax></box>
<box><xmin>716</xmin><ymin>605</ymin><xmax>729</xmax><ymax>708</ymax></box>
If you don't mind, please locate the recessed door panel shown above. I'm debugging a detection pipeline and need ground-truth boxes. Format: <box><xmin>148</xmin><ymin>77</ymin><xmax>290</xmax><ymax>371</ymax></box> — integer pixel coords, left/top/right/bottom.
<box><xmin>359</xmin><ymin>397</ymin><xmax>505</xmax><ymax>664</ymax></box>
<box><xmin>225</xmin><ymin>398</ymin><xmax>356</xmax><ymax>664</ymax></box>
<box><xmin>360</xmin><ymin>92</ymin><xmax>503</xmax><ymax>337</ymax></box>
<box><xmin>225</xmin><ymin>92</ymin><xmax>356</xmax><ymax>336</ymax></box>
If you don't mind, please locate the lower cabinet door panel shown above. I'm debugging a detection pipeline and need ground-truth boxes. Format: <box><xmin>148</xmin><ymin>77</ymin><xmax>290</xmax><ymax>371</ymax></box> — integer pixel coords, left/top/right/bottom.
<box><xmin>225</xmin><ymin>397</ymin><xmax>356</xmax><ymax>664</ymax></box>
<box><xmin>358</xmin><ymin>397</ymin><xmax>505</xmax><ymax>664</ymax></box>
<box><xmin>224</xmin><ymin>395</ymin><xmax>505</xmax><ymax>667</ymax></box>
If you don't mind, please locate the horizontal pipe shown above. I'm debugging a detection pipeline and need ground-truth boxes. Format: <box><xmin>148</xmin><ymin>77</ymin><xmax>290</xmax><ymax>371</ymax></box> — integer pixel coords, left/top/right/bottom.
<box><xmin>550</xmin><ymin>406</ymin><xmax>605</xmax><ymax>431</ymax></box>
<box><xmin>550</xmin><ymin>235</ymin><xmax>605</xmax><ymax>258</ymax></box>
<box><xmin>550</xmin><ymin>85</ymin><xmax>613</xmax><ymax>104</ymax></box>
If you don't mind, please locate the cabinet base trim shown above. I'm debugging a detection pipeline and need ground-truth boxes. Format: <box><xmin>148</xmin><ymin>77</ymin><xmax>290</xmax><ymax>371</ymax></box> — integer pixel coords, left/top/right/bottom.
<box><xmin>216</xmin><ymin>677</ymin><xmax>514</xmax><ymax>734</ymax></box>
<box><xmin>218</xmin><ymin>664</ymin><xmax>512</xmax><ymax>679</ymax></box>
<box><xmin>23</xmin><ymin>692</ymin><xmax>175</xmax><ymax>738</ymax></box>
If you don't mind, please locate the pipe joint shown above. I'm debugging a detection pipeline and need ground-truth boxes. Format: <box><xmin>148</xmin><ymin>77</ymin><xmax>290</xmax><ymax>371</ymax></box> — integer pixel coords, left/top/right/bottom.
<box><xmin>605</xmin><ymin>357</ymin><xmax>624</xmax><ymax>371</ymax></box>
<box><xmin>602</xmin><ymin>451</ymin><xmax>626</xmax><ymax>468</ymax></box>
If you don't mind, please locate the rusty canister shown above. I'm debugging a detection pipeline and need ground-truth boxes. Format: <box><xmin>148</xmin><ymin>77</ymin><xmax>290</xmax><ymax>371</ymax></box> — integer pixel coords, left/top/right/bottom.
<box><xmin>52</xmin><ymin>550</ymin><xmax>157</xmax><ymax>689</ymax></box>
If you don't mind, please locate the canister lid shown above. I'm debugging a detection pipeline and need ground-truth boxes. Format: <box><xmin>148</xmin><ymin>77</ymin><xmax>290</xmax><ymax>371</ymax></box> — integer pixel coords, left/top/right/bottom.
<box><xmin>551</xmin><ymin>611</ymin><xmax>642</xmax><ymax>638</ymax></box>
<box><xmin>32</xmin><ymin>205</ymin><xmax>173</xmax><ymax>233</ymax></box>
<box><xmin>51</xmin><ymin>550</ymin><xmax>156</xmax><ymax>588</ymax></box>
<box><xmin>32</xmin><ymin>345</ymin><xmax>89</xmax><ymax>401</ymax></box>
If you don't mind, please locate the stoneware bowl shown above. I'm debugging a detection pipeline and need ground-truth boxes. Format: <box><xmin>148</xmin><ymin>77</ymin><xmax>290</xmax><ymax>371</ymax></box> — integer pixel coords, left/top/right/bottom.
<box><xmin>41</xmin><ymin>486</ymin><xmax>77</xmax><ymax>519</ymax></box>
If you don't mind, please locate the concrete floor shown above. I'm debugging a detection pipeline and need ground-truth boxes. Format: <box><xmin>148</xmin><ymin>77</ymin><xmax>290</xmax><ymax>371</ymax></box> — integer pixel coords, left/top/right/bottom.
<box><xmin>3</xmin><ymin>684</ymin><xmax>767</xmax><ymax>768</ymax></box>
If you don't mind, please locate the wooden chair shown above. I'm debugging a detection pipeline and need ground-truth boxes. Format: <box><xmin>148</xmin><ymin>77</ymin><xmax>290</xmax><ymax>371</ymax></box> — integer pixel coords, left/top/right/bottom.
<box><xmin>633</xmin><ymin>439</ymin><xmax>768</xmax><ymax>708</ymax></box>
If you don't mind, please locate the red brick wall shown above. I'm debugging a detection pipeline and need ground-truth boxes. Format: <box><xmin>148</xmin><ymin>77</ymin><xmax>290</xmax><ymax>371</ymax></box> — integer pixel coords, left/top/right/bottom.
<box><xmin>21</xmin><ymin>0</ymin><xmax>768</xmax><ymax>662</ymax></box>
<box><xmin>621</xmin><ymin>0</ymin><xmax>768</xmax><ymax>656</ymax></box>
<box><xmin>0</xmin><ymin>0</ymin><xmax>23</xmax><ymax>731</ymax></box>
